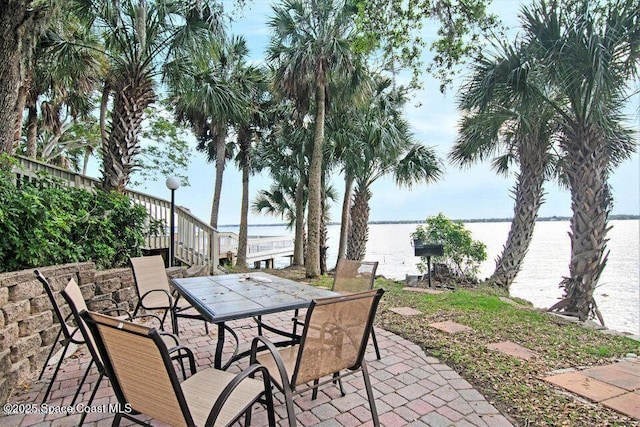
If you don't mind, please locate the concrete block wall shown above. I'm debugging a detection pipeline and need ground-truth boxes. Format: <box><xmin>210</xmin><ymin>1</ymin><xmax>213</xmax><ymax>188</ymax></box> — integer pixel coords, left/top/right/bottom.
<box><xmin>0</xmin><ymin>261</ymin><xmax>194</xmax><ymax>406</ymax></box>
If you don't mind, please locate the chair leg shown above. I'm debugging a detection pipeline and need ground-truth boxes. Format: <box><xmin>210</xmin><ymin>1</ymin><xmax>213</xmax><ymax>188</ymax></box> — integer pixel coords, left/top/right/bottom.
<box><xmin>311</xmin><ymin>379</ymin><xmax>319</xmax><ymax>400</ymax></box>
<box><xmin>111</xmin><ymin>413</ymin><xmax>122</xmax><ymax>427</ymax></box>
<box><xmin>361</xmin><ymin>362</ymin><xmax>379</xmax><ymax>427</ymax></box>
<box><xmin>79</xmin><ymin>372</ymin><xmax>103</xmax><ymax>426</ymax></box>
<box><xmin>71</xmin><ymin>359</ymin><xmax>94</xmax><ymax>406</ymax></box>
<box><xmin>171</xmin><ymin>310</ymin><xmax>179</xmax><ymax>336</ymax></box>
<box><xmin>334</xmin><ymin>372</ymin><xmax>345</xmax><ymax>396</ymax></box>
<box><xmin>371</xmin><ymin>328</ymin><xmax>381</xmax><ymax>360</ymax></box>
<box><xmin>283</xmin><ymin>386</ymin><xmax>297</xmax><ymax>427</ymax></box>
<box><xmin>243</xmin><ymin>405</ymin><xmax>252</xmax><ymax>426</ymax></box>
<box><xmin>39</xmin><ymin>328</ymin><xmax>63</xmax><ymax>380</ymax></box>
<box><xmin>42</xmin><ymin>339</ymin><xmax>71</xmax><ymax>403</ymax></box>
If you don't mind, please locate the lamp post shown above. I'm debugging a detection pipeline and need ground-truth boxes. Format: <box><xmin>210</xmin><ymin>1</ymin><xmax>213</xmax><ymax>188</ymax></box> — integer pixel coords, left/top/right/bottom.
<box><xmin>166</xmin><ymin>177</ymin><xmax>180</xmax><ymax>267</ymax></box>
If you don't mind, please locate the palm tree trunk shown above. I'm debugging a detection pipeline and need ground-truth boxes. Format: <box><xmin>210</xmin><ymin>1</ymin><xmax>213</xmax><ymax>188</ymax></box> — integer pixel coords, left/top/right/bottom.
<box><xmin>305</xmin><ymin>83</ymin><xmax>326</xmax><ymax>277</ymax></box>
<box><xmin>101</xmin><ymin>71</ymin><xmax>155</xmax><ymax>192</ymax></box>
<box><xmin>99</xmin><ymin>83</ymin><xmax>110</xmax><ymax>148</ymax></box>
<box><xmin>346</xmin><ymin>183</ymin><xmax>371</xmax><ymax>261</ymax></box>
<box><xmin>320</xmin><ymin>194</ymin><xmax>327</xmax><ymax>274</ymax></box>
<box><xmin>236</xmin><ymin>129</ymin><xmax>250</xmax><ymax>267</ymax></box>
<box><xmin>26</xmin><ymin>104</ymin><xmax>38</xmax><ymax>158</ymax></box>
<box><xmin>293</xmin><ymin>177</ymin><xmax>305</xmax><ymax>265</ymax></box>
<box><xmin>553</xmin><ymin>129</ymin><xmax>610</xmax><ymax>322</ymax></box>
<box><xmin>337</xmin><ymin>172</ymin><xmax>353</xmax><ymax>265</ymax></box>
<box><xmin>489</xmin><ymin>141</ymin><xmax>547</xmax><ymax>289</ymax></box>
<box><xmin>13</xmin><ymin>82</ymin><xmax>28</xmax><ymax>149</ymax></box>
<box><xmin>82</xmin><ymin>148</ymin><xmax>92</xmax><ymax>175</ymax></box>
<box><xmin>209</xmin><ymin>125</ymin><xmax>227</xmax><ymax>228</ymax></box>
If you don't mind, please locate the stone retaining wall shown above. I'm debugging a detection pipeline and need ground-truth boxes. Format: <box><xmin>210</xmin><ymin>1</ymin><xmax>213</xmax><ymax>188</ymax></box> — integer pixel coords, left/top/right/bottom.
<box><xmin>0</xmin><ymin>261</ymin><xmax>204</xmax><ymax>406</ymax></box>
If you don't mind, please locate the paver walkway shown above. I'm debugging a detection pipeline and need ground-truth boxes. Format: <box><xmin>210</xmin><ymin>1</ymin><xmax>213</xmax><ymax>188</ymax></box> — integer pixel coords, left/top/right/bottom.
<box><xmin>1</xmin><ymin>311</ymin><xmax>513</xmax><ymax>427</ymax></box>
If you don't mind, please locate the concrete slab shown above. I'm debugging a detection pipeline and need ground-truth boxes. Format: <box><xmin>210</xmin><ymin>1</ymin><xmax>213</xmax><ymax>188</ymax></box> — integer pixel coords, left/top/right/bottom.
<box><xmin>429</xmin><ymin>321</ymin><xmax>472</xmax><ymax>334</ymax></box>
<box><xmin>602</xmin><ymin>391</ymin><xmax>640</xmax><ymax>419</ymax></box>
<box><xmin>390</xmin><ymin>306</ymin><xmax>422</xmax><ymax>316</ymax></box>
<box><xmin>544</xmin><ymin>371</ymin><xmax>627</xmax><ymax>402</ymax></box>
<box><xmin>583</xmin><ymin>364</ymin><xmax>640</xmax><ymax>391</ymax></box>
<box><xmin>486</xmin><ymin>341</ymin><xmax>537</xmax><ymax>360</ymax></box>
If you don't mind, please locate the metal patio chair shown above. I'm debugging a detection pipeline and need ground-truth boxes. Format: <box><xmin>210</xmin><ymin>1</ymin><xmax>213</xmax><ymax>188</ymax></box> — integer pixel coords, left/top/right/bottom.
<box><xmin>129</xmin><ymin>255</ymin><xmax>208</xmax><ymax>335</ymax></box>
<box><xmin>289</xmin><ymin>260</ymin><xmax>381</xmax><ymax>359</ymax></box>
<box><xmin>331</xmin><ymin>260</ymin><xmax>381</xmax><ymax>359</ymax></box>
<box><xmin>34</xmin><ymin>270</ymin><xmax>86</xmax><ymax>404</ymax></box>
<box><xmin>250</xmin><ymin>289</ymin><xmax>384</xmax><ymax>427</ymax></box>
<box><xmin>60</xmin><ymin>277</ymin><xmax>194</xmax><ymax>425</ymax></box>
<box><xmin>35</xmin><ymin>269</ymin><xmax>147</xmax><ymax>404</ymax></box>
<box><xmin>81</xmin><ymin>310</ymin><xmax>276</xmax><ymax>427</ymax></box>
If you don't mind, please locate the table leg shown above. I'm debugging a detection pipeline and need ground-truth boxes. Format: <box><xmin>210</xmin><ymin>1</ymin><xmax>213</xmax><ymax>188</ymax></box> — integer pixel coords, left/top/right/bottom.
<box><xmin>215</xmin><ymin>322</ymin><xmax>226</xmax><ymax>369</ymax></box>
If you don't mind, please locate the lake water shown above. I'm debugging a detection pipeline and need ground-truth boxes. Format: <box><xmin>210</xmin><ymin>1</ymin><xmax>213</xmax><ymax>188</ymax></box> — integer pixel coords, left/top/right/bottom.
<box><xmin>220</xmin><ymin>220</ymin><xmax>640</xmax><ymax>335</ymax></box>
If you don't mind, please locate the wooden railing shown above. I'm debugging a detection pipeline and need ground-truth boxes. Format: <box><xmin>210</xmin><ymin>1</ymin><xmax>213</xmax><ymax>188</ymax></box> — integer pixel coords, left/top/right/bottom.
<box><xmin>11</xmin><ymin>156</ymin><xmax>219</xmax><ymax>268</ymax></box>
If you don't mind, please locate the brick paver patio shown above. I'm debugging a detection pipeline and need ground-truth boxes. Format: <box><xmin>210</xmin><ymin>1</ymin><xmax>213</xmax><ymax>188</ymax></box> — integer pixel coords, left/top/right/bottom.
<box><xmin>1</xmin><ymin>312</ymin><xmax>514</xmax><ymax>426</ymax></box>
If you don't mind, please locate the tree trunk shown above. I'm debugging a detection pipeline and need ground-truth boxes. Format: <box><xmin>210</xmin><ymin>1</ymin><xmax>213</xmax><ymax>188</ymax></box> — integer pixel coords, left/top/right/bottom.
<box><xmin>305</xmin><ymin>83</ymin><xmax>325</xmax><ymax>278</ymax></box>
<box><xmin>209</xmin><ymin>124</ymin><xmax>228</xmax><ymax>229</ymax></box>
<box><xmin>337</xmin><ymin>172</ymin><xmax>353</xmax><ymax>265</ymax></box>
<box><xmin>552</xmin><ymin>128</ymin><xmax>610</xmax><ymax>322</ymax></box>
<box><xmin>0</xmin><ymin>1</ymin><xmax>28</xmax><ymax>155</ymax></box>
<box><xmin>293</xmin><ymin>177</ymin><xmax>305</xmax><ymax>265</ymax></box>
<box><xmin>14</xmin><ymin>81</ymin><xmax>29</xmax><ymax>147</ymax></box>
<box><xmin>101</xmin><ymin>71</ymin><xmax>155</xmax><ymax>192</ymax></box>
<box><xmin>489</xmin><ymin>140</ymin><xmax>547</xmax><ymax>289</ymax></box>
<box><xmin>320</xmin><ymin>190</ymin><xmax>327</xmax><ymax>274</ymax></box>
<box><xmin>346</xmin><ymin>183</ymin><xmax>371</xmax><ymax>261</ymax></box>
<box><xmin>25</xmin><ymin>104</ymin><xmax>38</xmax><ymax>158</ymax></box>
<box><xmin>236</xmin><ymin>128</ymin><xmax>250</xmax><ymax>268</ymax></box>
<box><xmin>99</xmin><ymin>83</ymin><xmax>111</xmax><ymax>149</ymax></box>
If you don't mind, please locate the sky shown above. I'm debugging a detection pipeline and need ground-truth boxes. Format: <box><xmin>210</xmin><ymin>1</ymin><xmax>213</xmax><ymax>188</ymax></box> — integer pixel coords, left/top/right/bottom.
<box><xmin>121</xmin><ymin>0</ymin><xmax>639</xmax><ymax>226</ymax></box>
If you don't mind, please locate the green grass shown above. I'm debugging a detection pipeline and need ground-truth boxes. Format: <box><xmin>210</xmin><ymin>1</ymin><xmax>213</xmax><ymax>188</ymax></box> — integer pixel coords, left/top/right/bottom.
<box><xmin>374</xmin><ymin>280</ymin><xmax>640</xmax><ymax>426</ymax></box>
<box><xmin>267</xmin><ymin>268</ymin><xmax>640</xmax><ymax>426</ymax></box>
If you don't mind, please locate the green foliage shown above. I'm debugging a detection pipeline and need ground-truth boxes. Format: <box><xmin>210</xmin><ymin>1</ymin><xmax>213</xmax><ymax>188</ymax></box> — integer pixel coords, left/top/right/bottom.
<box><xmin>0</xmin><ymin>167</ymin><xmax>147</xmax><ymax>272</ymax></box>
<box><xmin>411</xmin><ymin>213</ymin><xmax>487</xmax><ymax>279</ymax></box>
<box><xmin>133</xmin><ymin>104</ymin><xmax>192</xmax><ymax>188</ymax></box>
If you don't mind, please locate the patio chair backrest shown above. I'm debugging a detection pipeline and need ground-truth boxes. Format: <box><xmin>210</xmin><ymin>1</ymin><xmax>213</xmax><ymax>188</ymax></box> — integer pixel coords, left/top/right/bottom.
<box><xmin>292</xmin><ymin>289</ymin><xmax>384</xmax><ymax>387</ymax></box>
<box><xmin>130</xmin><ymin>255</ymin><xmax>173</xmax><ymax>309</ymax></box>
<box><xmin>82</xmin><ymin>311</ymin><xmax>193</xmax><ymax>426</ymax></box>
<box><xmin>34</xmin><ymin>270</ymin><xmax>77</xmax><ymax>340</ymax></box>
<box><xmin>61</xmin><ymin>278</ymin><xmax>103</xmax><ymax>366</ymax></box>
<box><xmin>332</xmin><ymin>260</ymin><xmax>378</xmax><ymax>294</ymax></box>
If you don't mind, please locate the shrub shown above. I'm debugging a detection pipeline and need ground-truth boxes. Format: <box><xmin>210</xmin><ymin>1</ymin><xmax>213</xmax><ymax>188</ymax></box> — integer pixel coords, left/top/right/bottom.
<box><xmin>411</xmin><ymin>213</ymin><xmax>487</xmax><ymax>279</ymax></box>
<box><xmin>0</xmin><ymin>165</ymin><xmax>147</xmax><ymax>272</ymax></box>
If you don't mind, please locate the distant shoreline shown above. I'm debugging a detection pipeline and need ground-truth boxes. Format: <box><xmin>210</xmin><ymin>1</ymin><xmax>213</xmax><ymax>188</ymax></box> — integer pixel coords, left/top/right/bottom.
<box><xmin>221</xmin><ymin>214</ymin><xmax>639</xmax><ymax>228</ymax></box>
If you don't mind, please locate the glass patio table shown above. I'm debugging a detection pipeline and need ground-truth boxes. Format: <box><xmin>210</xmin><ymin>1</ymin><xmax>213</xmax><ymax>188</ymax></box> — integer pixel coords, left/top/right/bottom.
<box><xmin>170</xmin><ymin>272</ymin><xmax>338</xmax><ymax>369</ymax></box>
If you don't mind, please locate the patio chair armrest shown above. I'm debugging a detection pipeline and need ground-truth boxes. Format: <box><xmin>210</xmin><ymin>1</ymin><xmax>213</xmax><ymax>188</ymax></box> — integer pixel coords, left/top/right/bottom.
<box><xmin>100</xmin><ymin>306</ymin><xmax>132</xmax><ymax>318</ymax></box>
<box><xmin>205</xmin><ymin>364</ymin><xmax>273</xmax><ymax>426</ymax></box>
<box><xmin>140</xmin><ymin>289</ymin><xmax>173</xmax><ymax>308</ymax></box>
<box><xmin>250</xmin><ymin>336</ymin><xmax>290</xmax><ymax>387</ymax></box>
<box><xmin>160</xmin><ymin>335</ymin><xmax>197</xmax><ymax>376</ymax></box>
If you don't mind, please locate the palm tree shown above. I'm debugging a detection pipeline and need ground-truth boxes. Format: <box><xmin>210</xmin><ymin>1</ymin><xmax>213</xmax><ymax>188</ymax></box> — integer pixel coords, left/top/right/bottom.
<box><xmin>451</xmin><ymin>41</ymin><xmax>559</xmax><ymax>290</ymax></box>
<box><xmin>80</xmin><ymin>0</ymin><xmax>223</xmax><ymax>193</ymax></box>
<box><xmin>167</xmin><ymin>35</ymin><xmax>258</xmax><ymax>229</ymax></box>
<box><xmin>267</xmin><ymin>0</ymin><xmax>359</xmax><ymax>278</ymax></box>
<box><xmin>0</xmin><ymin>1</ymin><xmax>61</xmax><ymax>157</ymax></box>
<box><xmin>19</xmin><ymin>16</ymin><xmax>105</xmax><ymax>165</ymax></box>
<box><xmin>519</xmin><ymin>0</ymin><xmax>638</xmax><ymax>321</ymax></box>
<box><xmin>344</xmin><ymin>80</ymin><xmax>442</xmax><ymax>260</ymax></box>
<box><xmin>234</xmin><ymin>69</ymin><xmax>271</xmax><ymax>267</ymax></box>
<box><xmin>253</xmin><ymin>102</ymin><xmax>311</xmax><ymax>266</ymax></box>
